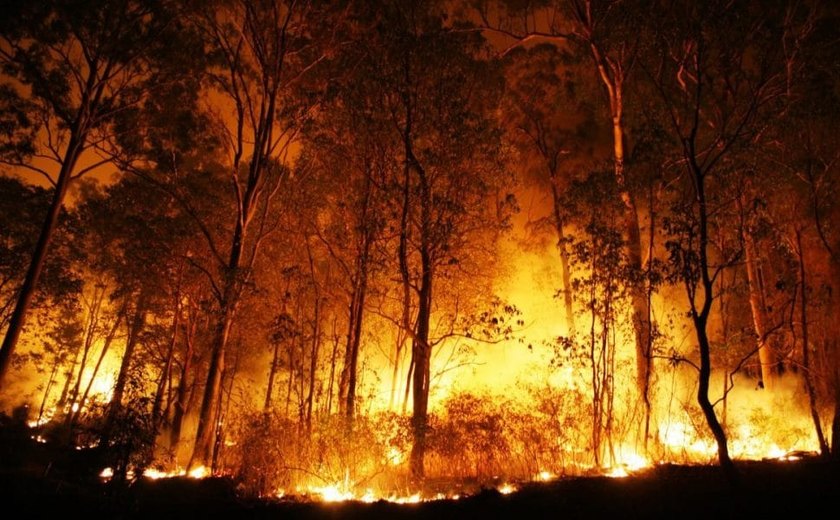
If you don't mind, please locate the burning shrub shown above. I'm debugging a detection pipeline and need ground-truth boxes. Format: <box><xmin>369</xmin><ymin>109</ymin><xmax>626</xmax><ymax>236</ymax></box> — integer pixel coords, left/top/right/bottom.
<box><xmin>233</xmin><ymin>410</ymin><xmax>412</xmax><ymax>497</ymax></box>
<box><xmin>426</xmin><ymin>388</ymin><xmax>590</xmax><ymax>481</ymax></box>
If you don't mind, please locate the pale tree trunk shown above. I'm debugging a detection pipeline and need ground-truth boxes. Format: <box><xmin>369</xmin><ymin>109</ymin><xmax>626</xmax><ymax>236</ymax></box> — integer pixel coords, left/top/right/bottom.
<box><xmin>588</xmin><ymin>41</ymin><xmax>652</xmax><ymax>408</ymax></box>
<box><xmin>743</xmin><ymin>224</ymin><xmax>776</xmax><ymax>389</ymax></box>
<box><xmin>549</xmin><ymin>179</ymin><xmax>575</xmax><ymax>335</ymax></box>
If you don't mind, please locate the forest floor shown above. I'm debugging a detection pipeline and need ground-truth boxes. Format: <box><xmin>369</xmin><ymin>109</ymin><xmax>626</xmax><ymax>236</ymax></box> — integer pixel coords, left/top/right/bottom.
<box><xmin>2</xmin><ymin>418</ymin><xmax>839</xmax><ymax>519</ymax></box>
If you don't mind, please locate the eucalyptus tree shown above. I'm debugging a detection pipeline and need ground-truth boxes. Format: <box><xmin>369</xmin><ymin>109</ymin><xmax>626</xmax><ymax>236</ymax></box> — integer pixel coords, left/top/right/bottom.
<box><xmin>646</xmin><ymin>0</ymin><xmax>814</xmax><ymax>479</ymax></box>
<box><xmin>361</xmin><ymin>1</ymin><xmax>513</xmax><ymax>479</ymax></box>
<box><xmin>469</xmin><ymin>0</ymin><xmax>655</xmax><ymax>405</ymax></box>
<box><xmin>0</xmin><ymin>0</ymin><xmax>177</xmax><ymax>387</ymax></box>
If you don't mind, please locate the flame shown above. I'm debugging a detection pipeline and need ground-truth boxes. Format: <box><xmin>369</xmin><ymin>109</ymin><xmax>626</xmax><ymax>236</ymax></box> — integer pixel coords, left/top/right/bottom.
<box><xmin>535</xmin><ymin>470</ymin><xmax>554</xmax><ymax>482</ymax></box>
<box><xmin>498</xmin><ymin>483</ymin><xmax>517</xmax><ymax>495</ymax></box>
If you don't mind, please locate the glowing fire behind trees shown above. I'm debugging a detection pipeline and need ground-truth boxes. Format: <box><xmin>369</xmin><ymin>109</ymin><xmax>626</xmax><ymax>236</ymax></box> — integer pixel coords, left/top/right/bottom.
<box><xmin>1</xmin><ymin>0</ymin><xmax>839</xmax><ymax>505</ymax></box>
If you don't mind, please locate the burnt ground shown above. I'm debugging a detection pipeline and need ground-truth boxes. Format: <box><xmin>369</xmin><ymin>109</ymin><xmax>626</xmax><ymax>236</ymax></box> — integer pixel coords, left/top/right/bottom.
<box><xmin>2</xmin><ymin>419</ymin><xmax>839</xmax><ymax>519</ymax></box>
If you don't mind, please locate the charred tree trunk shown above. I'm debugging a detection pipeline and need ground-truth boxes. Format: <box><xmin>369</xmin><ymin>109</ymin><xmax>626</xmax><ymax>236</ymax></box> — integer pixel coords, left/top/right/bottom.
<box><xmin>408</xmin><ymin>153</ymin><xmax>433</xmax><ymax>480</ymax></box>
<box><xmin>409</xmin><ymin>257</ymin><xmax>432</xmax><ymax>480</ymax></box>
<box><xmin>326</xmin><ymin>318</ymin><xmax>339</xmax><ymax>415</ymax></box>
<box><xmin>690</xmin><ymin>159</ymin><xmax>736</xmax><ymax>483</ymax></box>
<box><xmin>306</xmin><ymin>303</ymin><xmax>319</xmax><ymax>431</ymax></box>
<box><xmin>152</xmin><ymin>303</ymin><xmax>180</xmax><ymax>429</ymax></box>
<box><xmin>264</xmin><ymin>339</ymin><xmax>281</xmax><ymax>414</ymax></box>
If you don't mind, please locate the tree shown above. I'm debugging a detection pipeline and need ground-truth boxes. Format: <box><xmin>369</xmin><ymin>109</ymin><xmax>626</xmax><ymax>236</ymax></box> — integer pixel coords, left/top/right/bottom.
<box><xmin>0</xmin><ymin>0</ymin><xmax>173</xmax><ymax>387</ymax></box>
<box><xmin>502</xmin><ymin>44</ymin><xmax>599</xmax><ymax>336</ymax></box>
<box><xmin>469</xmin><ymin>0</ymin><xmax>655</xmax><ymax>415</ymax></box>
<box><xmin>178</xmin><ymin>0</ymin><xmax>335</xmax><ymax>470</ymax></box>
<box><xmin>648</xmin><ymin>0</ymin><xmax>810</xmax><ymax>479</ymax></box>
<box><xmin>364</xmin><ymin>1</ymin><xmax>512</xmax><ymax>479</ymax></box>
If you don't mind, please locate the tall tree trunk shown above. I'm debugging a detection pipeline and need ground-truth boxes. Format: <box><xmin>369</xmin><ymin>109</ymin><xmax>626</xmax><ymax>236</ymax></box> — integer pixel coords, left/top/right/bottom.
<box><xmin>110</xmin><ymin>294</ymin><xmax>148</xmax><ymax>410</ymax></box>
<box><xmin>587</xmin><ymin>43</ymin><xmax>651</xmax><ymax>406</ymax></box>
<box><xmin>169</xmin><ymin>312</ymin><xmax>196</xmax><ymax>450</ymax></box>
<box><xmin>38</xmin><ymin>359</ymin><xmax>61</xmax><ymax>425</ymax></box>
<box><xmin>743</xmin><ymin>224</ymin><xmax>776</xmax><ymax>389</ymax></box>
<box><xmin>0</xmin><ymin>127</ymin><xmax>87</xmax><ymax>387</ymax></box>
<box><xmin>408</xmin><ymin>258</ymin><xmax>432</xmax><ymax>480</ymax></box>
<box><xmin>264</xmin><ymin>339</ymin><xmax>282</xmax><ymax>414</ymax></box>
<box><xmin>549</xmin><ymin>179</ymin><xmax>575</xmax><ymax>335</ymax></box>
<box><xmin>191</xmin><ymin>211</ymin><xmax>247</xmax><ymax>469</ymax></box>
<box><xmin>691</xmin><ymin>162</ymin><xmax>736</xmax><ymax>483</ymax></box>
<box><xmin>306</xmin><ymin>302</ymin><xmax>319</xmax><ymax>432</ymax></box>
<box><xmin>326</xmin><ymin>317</ymin><xmax>339</xmax><ymax>415</ymax></box>
<box><xmin>189</xmin><ymin>296</ymin><xmax>235</xmax><ymax>470</ymax></box>
<box><xmin>795</xmin><ymin>230</ymin><xmax>829</xmax><ymax>455</ymax></box>
<box><xmin>338</xmin><ymin>277</ymin><xmax>367</xmax><ymax>424</ymax></box>
<box><xmin>152</xmin><ymin>305</ymin><xmax>180</xmax><ymax>429</ymax></box>
<box><xmin>306</xmin><ymin>241</ymin><xmax>321</xmax><ymax>432</ymax></box>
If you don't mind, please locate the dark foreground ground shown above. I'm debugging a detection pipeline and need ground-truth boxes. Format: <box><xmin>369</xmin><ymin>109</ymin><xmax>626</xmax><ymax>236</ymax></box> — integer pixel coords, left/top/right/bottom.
<box><xmin>2</xmin><ymin>420</ymin><xmax>839</xmax><ymax>519</ymax></box>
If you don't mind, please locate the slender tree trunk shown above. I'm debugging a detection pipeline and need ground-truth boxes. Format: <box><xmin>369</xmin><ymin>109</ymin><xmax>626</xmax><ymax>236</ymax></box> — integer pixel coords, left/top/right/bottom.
<box><xmin>65</xmin><ymin>286</ymin><xmax>105</xmax><ymax>425</ymax></box>
<box><xmin>110</xmin><ymin>294</ymin><xmax>148</xmax><ymax>410</ymax></box>
<box><xmin>0</xmin><ymin>128</ymin><xmax>87</xmax><ymax>387</ymax></box>
<box><xmin>38</xmin><ymin>360</ymin><xmax>61</xmax><ymax>425</ymax></box>
<box><xmin>326</xmin><ymin>318</ymin><xmax>339</xmax><ymax>415</ymax></box>
<box><xmin>170</xmin><ymin>314</ymin><xmax>196</xmax><ymax>450</ymax></box>
<box><xmin>588</xmin><ymin>279</ymin><xmax>600</xmax><ymax>466</ymax></box>
<box><xmin>408</xmin><ymin>159</ymin><xmax>433</xmax><ymax>479</ymax></box>
<box><xmin>409</xmin><ymin>262</ymin><xmax>432</xmax><ymax>480</ymax></box>
<box><xmin>56</xmin><ymin>347</ymin><xmax>82</xmax><ymax>414</ymax></box>
<box><xmin>389</xmin><ymin>329</ymin><xmax>404</xmax><ymax>410</ymax></box>
<box><xmin>339</xmin><ymin>278</ymin><xmax>367</xmax><ymax>424</ymax></box>
<box><xmin>71</xmin><ymin>309</ymin><xmax>123</xmax><ymax>426</ymax></box>
<box><xmin>743</xmin><ymin>224</ymin><xmax>776</xmax><ymax>389</ymax></box>
<box><xmin>152</xmin><ymin>304</ymin><xmax>180</xmax><ymax>429</ymax></box>
<box><xmin>306</xmin><ymin>304</ymin><xmax>319</xmax><ymax>432</ymax></box>
<box><xmin>265</xmin><ymin>339</ymin><xmax>281</xmax><ymax>414</ymax></box>
<box><xmin>305</xmin><ymin>240</ymin><xmax>321</xmax><ymax>431</ymax></box>
<box><xmin>588</xmin><ymin>46</ymin><xmax>651</xmax><ymax>406</ymax></box>
<box><xmin>795</xmin><ymin>230</ymin><xmax>829</xmax><ymax>455</ymax></box>
<box><xmin>691</xmin><ymin>163</ymin><xmax>736</xmax><ymax>483</ymax></box>
<box><xmin>549</xmin><ymin>179</ymin><xmax>575</xmax><ymax>335</ymax></box>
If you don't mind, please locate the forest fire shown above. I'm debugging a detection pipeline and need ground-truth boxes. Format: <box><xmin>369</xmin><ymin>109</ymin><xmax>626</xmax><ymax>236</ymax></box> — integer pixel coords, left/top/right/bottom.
<box><xmin>2</xmin><ymin>0</ymin><xmax>840</xmax><ymax>517</ymax></box>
